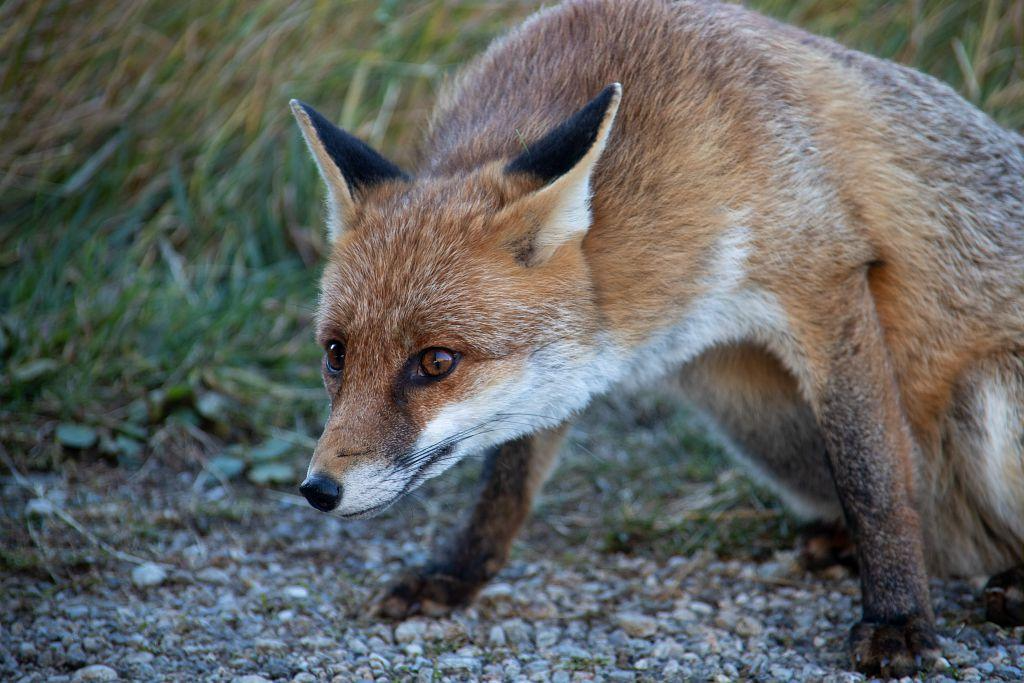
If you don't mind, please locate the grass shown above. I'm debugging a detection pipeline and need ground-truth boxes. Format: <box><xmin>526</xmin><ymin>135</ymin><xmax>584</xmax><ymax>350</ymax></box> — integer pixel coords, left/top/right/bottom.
<box><xmin>2</xmin><ymin>0</ymin><xmax>1022</xmax><ymax>483</ymax></box>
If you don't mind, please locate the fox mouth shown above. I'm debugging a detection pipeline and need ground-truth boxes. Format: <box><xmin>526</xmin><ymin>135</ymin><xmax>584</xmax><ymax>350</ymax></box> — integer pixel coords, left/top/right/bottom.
<box><xmin>338</xmin><ymin>443</ymin><xmax>455</xmax><ymax>519</ymax></box>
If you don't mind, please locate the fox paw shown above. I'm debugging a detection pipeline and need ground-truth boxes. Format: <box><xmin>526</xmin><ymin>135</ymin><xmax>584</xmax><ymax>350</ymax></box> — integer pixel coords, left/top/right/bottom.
<box><xmin>375</xmin><ymin>566</ymin><xmax>482</xmax><ymax>619</ymax></box>
<box><xmin>985</xmin><ymin>566</ymin><xmax>1024</xmax><ymax>627</ymax></box>
<box><xmin>848</xmin><ymin>617</ymin><xmax>940</xmax><ymax>677</ymax></box>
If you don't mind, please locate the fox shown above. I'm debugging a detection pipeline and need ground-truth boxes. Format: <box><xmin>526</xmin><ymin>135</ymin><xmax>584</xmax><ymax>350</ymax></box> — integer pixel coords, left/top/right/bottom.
<box><xmin>288</xmin><ymin>0</ymin><xmax>1024</xmax><ymax>675</ymax></box>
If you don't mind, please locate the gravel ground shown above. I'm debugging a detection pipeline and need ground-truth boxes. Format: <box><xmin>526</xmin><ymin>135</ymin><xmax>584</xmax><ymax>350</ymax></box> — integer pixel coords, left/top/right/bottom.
<box><xmin>3</xmin><ymin>396</ymin><xmax>1023</xmax><ymax>682</ymax></box>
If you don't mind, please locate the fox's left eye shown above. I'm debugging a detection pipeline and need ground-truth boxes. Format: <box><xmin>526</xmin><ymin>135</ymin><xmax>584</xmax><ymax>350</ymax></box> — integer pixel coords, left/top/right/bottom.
<box><xmin>419</xmin><ymin>348</ymin><xmax>458</xmax><ymax>378</ymax></box>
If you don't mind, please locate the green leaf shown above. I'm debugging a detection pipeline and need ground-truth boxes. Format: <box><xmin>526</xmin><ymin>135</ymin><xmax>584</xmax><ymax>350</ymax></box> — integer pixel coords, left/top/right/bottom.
<box><xmin>56</xmin><ymin>423</ymin><xmax>98</xmax><ymax>449</ymax></box>
<box><xmin>11</xmin><ymin>359</ymin><xmax>59</xmax><ymax>384</ymax></box>
<box><xmin>196</xmin><ymin>391</ymin><xmax>230</xmax><ymax>423</ymax></box>
<box><xmin>247</xmin><ymin>462</ymin><xmax>294</xmax><ymax>485</ymax></box>
<box><xmin>248</xmin><ymin>437</ymin><xmax>293</xmax><ymax>462</ymax></box>
<box><xmin>208</xmin><ymin>454</ymin><xmax>245</xmax><ymax>479</ymax></box>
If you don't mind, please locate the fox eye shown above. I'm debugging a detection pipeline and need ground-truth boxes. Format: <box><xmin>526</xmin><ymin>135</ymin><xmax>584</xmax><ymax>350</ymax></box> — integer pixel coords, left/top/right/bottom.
<box><xmin>419</xmin><ymin>348</ymin><xmax>457</xmax><ymax>378</ymax></box>
<box><xmin>324</xmin><ymin>340</ymin><xmax>345</xmax><ymax>375</ymax></box>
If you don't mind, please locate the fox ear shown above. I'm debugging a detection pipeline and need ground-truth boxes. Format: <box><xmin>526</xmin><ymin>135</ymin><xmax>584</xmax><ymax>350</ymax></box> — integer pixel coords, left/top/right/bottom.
<box><xmin>290</xmin><ymin>99</ymin><xmax>407</xmax><ymax>240</ymax></box>
<box><xmin>505</xmin><ymin>83</ymin><xmax>621</xmax><ymax>264</ymax></box>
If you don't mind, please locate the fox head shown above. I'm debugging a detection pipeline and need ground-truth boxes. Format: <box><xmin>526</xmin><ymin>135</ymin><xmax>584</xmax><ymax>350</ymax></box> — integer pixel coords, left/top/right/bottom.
<box><xmin>291</xmin><ymin>84</ymin><xmax>621</xmax><ymax>517</ymax></box>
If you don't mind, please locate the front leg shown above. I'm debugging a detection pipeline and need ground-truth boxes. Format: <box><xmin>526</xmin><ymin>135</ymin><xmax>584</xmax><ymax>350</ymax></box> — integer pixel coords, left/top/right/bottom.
<box><xmin>377</xmin><ymin>424</ymin><xmax>567</xmax><ymax>618</ymax></box>
<box><xmin>803</xmin><ymin>284</ymin><xmax>939</xmax><ymax>676</ymax></box>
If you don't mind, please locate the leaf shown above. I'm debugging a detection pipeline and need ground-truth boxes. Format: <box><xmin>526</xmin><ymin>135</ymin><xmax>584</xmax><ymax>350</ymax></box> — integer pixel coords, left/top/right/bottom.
<box><xmin>248</xmin><ymin>437</ymin><xmax>293</xmax><ymax>462</ymax></box>
<box><xmin>247</xmin><ymin>462</ymin><xmax>294</xmax><ymax>485</ymax></box>
<box><xmin>166</xmin><ymin>407</ymin><xmax>199</xmax><ymax>426</ymax></box>
<box><xmin>113</xmin><ymin>435</ymin><xmax>143</xmax><ymax>458</ymax></box>
<box><xmin>56</xmin><ymin>423</ymin><xmax>98</xmax><ymax>449</ymax></box>
<box><xmin>11</xmin><ymin>359</ymin><xmax>59</xmax><ymax>384</ymax></box>
<box><xmin>196</xmin><ymin>391</ymin><xmax>230</xmax><ymax>423</ymax></box>
<box><xmin>208</xmin><ymin>455</ymin><xmax>245</xmax><ymax>479</ymax></box>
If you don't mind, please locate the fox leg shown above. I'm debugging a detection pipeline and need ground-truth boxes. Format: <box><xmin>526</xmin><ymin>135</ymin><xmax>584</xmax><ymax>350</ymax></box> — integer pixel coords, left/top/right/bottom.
<box><xmin>798</xmin><ymin>281</ymin><xmax>939</xmax><ymax>676</ymax></box>
<box><xmin>376</xmin><ymin>424</ymin><xmax>567</xmax><ymax>618</ymax></box>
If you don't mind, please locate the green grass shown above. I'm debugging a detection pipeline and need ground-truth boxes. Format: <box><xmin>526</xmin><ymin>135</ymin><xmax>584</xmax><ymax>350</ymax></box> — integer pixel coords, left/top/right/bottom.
<box><xmin>2</xmin><ymin>0</ymin><xmax>1022</xmax><ymax>475</ymax></box>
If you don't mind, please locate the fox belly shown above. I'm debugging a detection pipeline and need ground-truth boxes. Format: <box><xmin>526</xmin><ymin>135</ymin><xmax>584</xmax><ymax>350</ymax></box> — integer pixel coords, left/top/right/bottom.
<box><xmin>922</xmin><ymin>353</ymin><xmax>1024</xmax><ymax>577</ymax></box>
<box><xmin>678</xmin><ymin>344</ymin><xmax>842</xmax><ymax>521</ymax></box>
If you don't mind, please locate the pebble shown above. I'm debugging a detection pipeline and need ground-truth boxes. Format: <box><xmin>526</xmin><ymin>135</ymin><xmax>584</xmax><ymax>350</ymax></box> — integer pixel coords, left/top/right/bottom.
<box><xmin>488</xmin><ymin>625</ymin><xmax>507</xmax><ymax>647</ymax></box>
<box><xmin>254</xmin><ymin>638</ymin><xmax>286</xmax><ymax>652</ymax></box>
<box><xmin>734</xmin><ymin>615</ymin><xmax>763</xmax><ymax>637</ymax></box>
<box><xmin>394</xmin><ymin>620</ymin><xmax>427</xmax><ymax>643</ymax></box>
<box><xmin>122</xmin><ymin>652</ymin><xmax>153</xmax><ymax>665</ymax></box>
<box><xmin>282</xmin><ymin>585</ymin><xmax>308</xmax><ymax>599</ymax></box>
<box><xmin>436</xmin><ymin>654</ymin><xmax>482</xmax><ymax>675</ymax></box>
<box><xmin>71</xmin><ymin>665</ymin><xmax>118</xmax><ymax>681</ymax></box>
<box><xmin>614</xmin><ymin>612</ymin><xmax>658</xmax><ymax>638</ymax></box>
<box><xmin>130</xmin><ymin>563</ymin><xmax>167</xmax><ymax>588</ymax></box>
<box><xmin>196</xmin><ymin>567</ymin><xmax>231</xmax><ymax>585</ymax></box>
<box><xmin>8</xmin><ymin>450</ymin><xmax>1022</xmax><ymax>683</ymax></box>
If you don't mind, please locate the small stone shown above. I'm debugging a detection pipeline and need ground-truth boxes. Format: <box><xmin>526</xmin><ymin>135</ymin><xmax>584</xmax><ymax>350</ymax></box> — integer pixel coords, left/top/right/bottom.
<box><xmin>130</xmin><ymin>563</ymin><xmax>167</xmax><ymax>588</ymax></box>
<box><xmin>614</xmin><ymin>611</ymin><xmax>658</xmax><ymax>638</ymax></box>
<box><xmin>488</xmin><ymin>625</ymin><xmax>507</xmax><ymax>647</ymax></box>
<box><xmin>232</xmin><ymin>677</ymin><xmax>272</xmax><ymax>683</ymax></box>
<box><xmin>346</xmin><ymin>638</ymin><xmax>368</xmax><ymax>655</ymax></box>
<box><xmin>196</xmin><ymin>567</ymin><xmax>231</xmax><ymax>585</ymax></box>
<box><xmin>395</xmin><ymin>620</ymin><xmax>427</xmax><ymax>643</ymax></box>
<box><xmin>292</xmin><ymin>675</ymin><xmax>317</xmax><ymax>683</ymax></box>
<box><xmin>436</xmin><ymin>654</ymin><xmax>481</xmax><ymax>675</ymax></box>
<box><xmin>19</xmin><ymin>641</ymin><xmax>37</xmax><ymax>658</ymax></box>
<box><xmin>123</xmin><ymin>652</ymin><xmax>153</xmax><ymax>665</ymax></box>
<box><xmin>536</xmin><ymin>626</ymin><xmax>560</xmax><ymax>649</ymax></box>
<box><xmin>63</xmin><ymin>605</ymin><xmax>89</xmax><ymax>619</ymax></box>
<box><xmin>66</xmin><ymin>644</ymin><xmax>87</xmax><ymax>667</ymax></box>
<box><xmin>734</xmin><ymin>615</ymin><xmax>763</xmax><ymax>637</ymax></box>
<box><xmin>82</xmin><ymin>637</ymin><xmax>102</xmax><ymax>653</ymax></box>
<box><xmin>254</xmin><ymin>638</ymin><xmax>286</xmax><ymax>652</ymax></box>
<box><xmin>282</xmin><ymin>585</ymin><xmax>309</xmax><ymax>599</ymax></box>
<box><xmin>479</xmin><ymin>582</ymin><xmax>515</xmax><ymax>601</ymax></box>
<box><xmin>72</xmin><ymin>665</ymin><xmax>118</xmax><ymax>681</ymax></box>
<box><xmin>299</xmin><ymin>636</ymin><xmax>334</xmax><ymax>649</ymax></box>
<box><xmin>651</xmin><ymin>640</ymin><xmax>686</xmax><ymax>659</ymax></box>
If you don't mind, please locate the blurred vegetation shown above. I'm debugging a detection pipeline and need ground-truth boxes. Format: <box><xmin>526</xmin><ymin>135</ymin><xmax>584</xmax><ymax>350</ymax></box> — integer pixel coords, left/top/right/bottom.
<box><xmin>2</xmin><ymin>0</ymin><xmax>1022</xmax><ymax>483</ymax></box>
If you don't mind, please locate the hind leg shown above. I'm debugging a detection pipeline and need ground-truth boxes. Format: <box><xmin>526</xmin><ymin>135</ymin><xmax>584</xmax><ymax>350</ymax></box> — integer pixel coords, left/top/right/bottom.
<box><xmin>680</xmin><ymin>345</ymin><xmax>842</xmax><ymax>522</ymax></box>
<box><xmin>985</xmin><ymin>567</ymin><xmax>1024</xmax><ymax>627</ymax></box>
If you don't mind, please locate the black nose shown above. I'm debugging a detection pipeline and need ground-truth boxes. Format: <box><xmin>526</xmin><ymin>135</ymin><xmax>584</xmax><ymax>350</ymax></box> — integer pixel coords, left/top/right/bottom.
<box><xmin>299</xmin><ymin>475</ymin><xmax>342</xmax><ymax>512</ymax></box>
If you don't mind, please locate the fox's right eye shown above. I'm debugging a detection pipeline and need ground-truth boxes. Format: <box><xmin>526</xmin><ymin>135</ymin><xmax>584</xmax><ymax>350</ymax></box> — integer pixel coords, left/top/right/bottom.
<box><xmin>325</xmin><ymin>341</ymin><xmax>345</xmax><ymax>376</ymax></box>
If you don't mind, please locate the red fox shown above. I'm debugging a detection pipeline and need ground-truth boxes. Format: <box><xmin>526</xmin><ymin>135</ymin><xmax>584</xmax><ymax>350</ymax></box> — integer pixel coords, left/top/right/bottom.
<box><xmin>290</xmin><ymin>0</ymin><xmax>1024</xmax><ymax>675</ymax></box>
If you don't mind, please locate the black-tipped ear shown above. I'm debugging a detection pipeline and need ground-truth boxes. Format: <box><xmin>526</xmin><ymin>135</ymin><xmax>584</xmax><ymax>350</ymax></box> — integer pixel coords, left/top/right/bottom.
<box><xmin>500</xmin><ymin>84</ymin><xmax>621</xmax><ymax>265</ymax></box>
<box><xmin>290</xmin><ymin>100</ymin><xmax>407</xmax><ymax>198</ymax></box>
<box><xmin>506</xmin><ymin>84</ymin><xmax>620</xmax><ymax>183</ymax></box>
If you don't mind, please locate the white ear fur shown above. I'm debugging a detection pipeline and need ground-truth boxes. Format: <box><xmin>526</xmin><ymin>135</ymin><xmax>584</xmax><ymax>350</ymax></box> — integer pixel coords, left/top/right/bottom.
<box><xmin>289</xmin><ymin>99</ymin><xmax>354</xmax><ymax>241</ymax></box>
<box><xmin>531</xmin><ymin>83</ymin><xmax>621</xmax><ymax>261</ymax></box>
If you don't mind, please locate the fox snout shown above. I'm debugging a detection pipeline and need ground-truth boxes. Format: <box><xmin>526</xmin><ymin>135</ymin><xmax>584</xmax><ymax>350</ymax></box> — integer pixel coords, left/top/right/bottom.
<box><xmin>298</xmin><ymin>474</ymin><xmax>342</xmax><ymax>512</ymax></box>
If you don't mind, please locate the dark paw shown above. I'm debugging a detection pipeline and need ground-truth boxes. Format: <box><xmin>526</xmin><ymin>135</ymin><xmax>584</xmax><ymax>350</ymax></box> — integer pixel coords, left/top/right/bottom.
<box><xmin>985</xmin><ymin>566</ymin><xmax>1024</xmax><ymax>627</ymax></box>
<box><xmin>375</xmin><ymin>566</ymin><xmax>482</xmax><ymax>619</ymax></box>
<box><xmin>798</xmin><ymin>521</ymin><xmax>858</xmax><ymax>574</ymax></box>
<box><xmin>848</xmin><ymin>616</ymin><xmax>940</xmax><ymax>677</ymax></box>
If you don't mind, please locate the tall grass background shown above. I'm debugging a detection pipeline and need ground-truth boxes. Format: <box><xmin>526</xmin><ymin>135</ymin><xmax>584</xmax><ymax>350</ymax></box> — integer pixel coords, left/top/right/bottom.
<box><xmin>2</xmin><ymin>0</ymin><xmax>1022</xmax><ymax>475</ymax></box>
